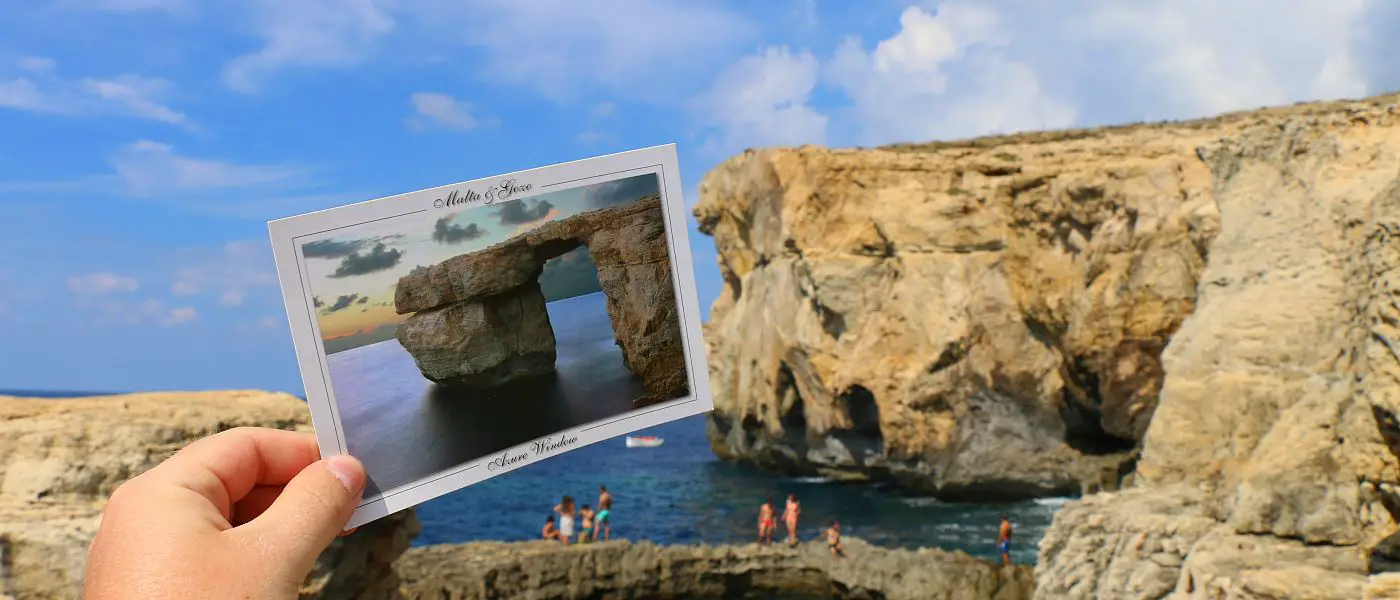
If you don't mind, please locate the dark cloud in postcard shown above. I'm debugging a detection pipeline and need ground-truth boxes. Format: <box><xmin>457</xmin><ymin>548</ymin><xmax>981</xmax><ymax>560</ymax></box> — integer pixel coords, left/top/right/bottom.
<box><xmin>497</xmin><ymin>198</ymin><xmax>554</xmax><ymax>225</ymax></box>
<box><xmin>303</xmin><ymin>239</ymin><xmax>362</xmax><ymax>259</ymax></box>
<box><xmin>324</xmin><ymin>293</ymin><xmax>361</xmax><ymax>313</ymax></box>
<box><xmin>330</xmin><ymin>243</ymin><xmax>403</xmax><ymax>278</ymax></box>
<box><xmin>357</xmin><ymin>296</ymin><xmax>369</xmax><ymax>304</ymax></box>
<box><xmin>432</xmin><ymin>215</ymin><xmax>485</xmax><ymax>244</ymax></box>
<box><xmin>584</xmin><ymin>173</ymin><xmax>660</xmax><ymax>208</ymax></box>
<box><xmin>313</xmin><ymin>296</ymin><xmax>324</xmax><ymax>308</ymax></box>
<box><xmin>303</xmin><ymin>235</ymin><xmax>406</xmax><ymax>259</ymax></box>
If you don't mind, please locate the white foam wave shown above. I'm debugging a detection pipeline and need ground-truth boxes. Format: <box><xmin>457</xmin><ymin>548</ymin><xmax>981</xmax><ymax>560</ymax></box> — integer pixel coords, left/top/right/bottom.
<box><xmin>1033</xmin><ymin>497</ymin><xmax>1074</xmax><ymax>508</ymax></box>
<box><xmin>899</xmin><ymin>497</ymin><xmax>944</xmax><ymax>507</ymax></box>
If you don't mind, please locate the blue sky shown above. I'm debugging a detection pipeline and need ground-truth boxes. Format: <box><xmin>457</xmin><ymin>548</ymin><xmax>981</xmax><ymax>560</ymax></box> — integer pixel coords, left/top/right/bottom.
<box><xmin>2</xmin><ymin>0</ymin><xmax>1397</xmax><ymax>393</ymax></box>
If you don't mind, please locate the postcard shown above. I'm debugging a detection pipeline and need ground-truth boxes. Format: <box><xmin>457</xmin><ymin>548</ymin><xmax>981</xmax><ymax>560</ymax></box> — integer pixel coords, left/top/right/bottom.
<box><xmin>268</xmin><ymin>144</ymin><xmax>713</xmax><ymax>528</ymax></box>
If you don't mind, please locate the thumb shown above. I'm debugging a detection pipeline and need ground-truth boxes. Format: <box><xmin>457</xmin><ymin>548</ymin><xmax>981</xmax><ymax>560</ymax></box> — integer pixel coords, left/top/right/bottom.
<box><xmin>239</xmin><ymin>454</ymin><xmax>366</xmax><ymax>579</ymax></box>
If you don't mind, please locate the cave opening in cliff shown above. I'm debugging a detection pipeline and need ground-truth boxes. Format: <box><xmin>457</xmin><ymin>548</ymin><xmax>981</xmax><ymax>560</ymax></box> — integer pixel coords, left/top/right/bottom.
<box><xmin>1059</xmin><ymin>363</ymin><xmax>1136</xmax><ymax>456</ymax></box>
<box><xmin>777</xmin><ymin>363</ymin><xmax>808</xmax><ymax>433</ymax></box>
<box><xmin>835</xmin><ymin>385</ymin><xmax>884</xmax><ymax>454</ymax></box>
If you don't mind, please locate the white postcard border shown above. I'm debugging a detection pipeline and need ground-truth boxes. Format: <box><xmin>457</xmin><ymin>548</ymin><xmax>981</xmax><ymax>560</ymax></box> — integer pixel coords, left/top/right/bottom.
<box><xmin>268</xmin><ymin>144</ymin><xmax>713</xmax><ymax>529</ymax></box>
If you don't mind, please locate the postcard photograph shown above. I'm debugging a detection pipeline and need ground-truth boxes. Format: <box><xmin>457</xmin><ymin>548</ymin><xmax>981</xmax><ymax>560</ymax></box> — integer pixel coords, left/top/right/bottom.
<box><xmin>272</xmin><ymin>149</ymin><xmax>708</xmax><ymax>525</ymax></box>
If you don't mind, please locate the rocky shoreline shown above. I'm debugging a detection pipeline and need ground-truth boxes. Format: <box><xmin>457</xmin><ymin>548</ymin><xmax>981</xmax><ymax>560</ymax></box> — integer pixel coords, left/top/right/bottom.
<box><xmin>396</xmin><ymin>538</ymin><xmax>1033</xmax><ymax>600</ymax></box>
<box><xmin>695</xmin><ymin>91</ymin><xmax>1400</xmax><ymax>598</ymax></box>
<box><xmin>0</xmin><ymin>391</ymin><xmax>1027</xmax><ymax>600</ymax></box>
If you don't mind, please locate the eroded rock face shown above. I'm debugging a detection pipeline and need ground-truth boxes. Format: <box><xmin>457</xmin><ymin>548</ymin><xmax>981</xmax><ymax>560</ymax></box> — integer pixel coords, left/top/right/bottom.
<box><xmin>395</xmin><ymin>537</ymin><xmax>1034</xmax><ymax>600</ymax></box>
<box><xmin>0</xmin><ymin>391</ymin><xmax>419</xmax><ymax>600</ymax></box>
<box><xmin>1033</xmin><ymin>96</ymin><xmax>1400</xmax><ymax>598</ymax></box>
<box><xmin>694</xmin><ymin>114</ymin><xmax>1233</xmax><ymax>498</ymax></box>
<box><xmin>395</xmin><ymin>196</ymin><xmax>689</xmax><ymax>403</ymax></box>
<box><xmin>395</xmin><ymin>282</ymin><xmax>558</xmax><ymax>388</ymax></box>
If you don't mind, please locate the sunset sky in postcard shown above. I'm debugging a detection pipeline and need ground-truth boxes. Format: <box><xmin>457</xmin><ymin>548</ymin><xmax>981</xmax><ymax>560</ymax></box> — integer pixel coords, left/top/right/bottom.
<box><xmin>304</xmin><ymin>174</ymin><xmax>658</xmax><ymax>341</ymax></box>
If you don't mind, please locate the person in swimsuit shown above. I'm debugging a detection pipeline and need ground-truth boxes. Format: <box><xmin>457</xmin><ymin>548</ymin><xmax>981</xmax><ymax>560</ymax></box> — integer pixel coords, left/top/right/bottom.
<box><xmin>757</xmin><ymin>498</ymin><xmax>776</xmax><ymax>546</ymax></box>
<box><xmin>825</xmin><ymin>521</ymin><xmax>844</xmax><ymax>557</ymax></box>
<box><xmin>782</xmin><ymin>493</ymin><xmax>801</xmax><ymax>547</ymax></box>
<box><xmin>597</xmin><ymin>485</ymin><xmax>613</xmax><ymax>541</ymax></box>
<box><xmin>554</xmin><ymin>496</ymin><xmax>576</xmax><ymax>543</ymax></box>
<box><xmin>997</xmin><ymin>516</ymin><xmax>1014</xmax><ymax>566</ymax></box>
<box><xmin>578</xmin><ymin>504</ymin><xmax>595</xmax><ymax>544</ymax></box>
<box><xmin>542</xmin><ymin>515</ymin><xmax>565</xmax><ymax>543</ymax></box>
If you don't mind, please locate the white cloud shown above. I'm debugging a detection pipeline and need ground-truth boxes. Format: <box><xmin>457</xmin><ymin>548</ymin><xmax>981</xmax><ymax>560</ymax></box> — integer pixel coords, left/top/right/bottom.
<box><xmin>219</xmin><ymin>289</ymin><xmax>246</xmax><ymax>306</ymax></box>
<box><xmin>0</xmin><ymin>58</ymin><xmax>189</xmax><ymax>127</ymax></box>
<box><xmin>159</xmin><ymin>306</ymin><xmax>197</xmax><ymax>326</ymax></box>
<box><xmin>235</xmin><ymin>315</ymin><xmax>284</xmax><ymax>333</ymax></box>
<box><xmin>407</xmin><ymin>92</ymin><xmax>477</xmax><ymax>131</ymax></box>
<box><xmin>70</xmin><ymin>294</ymin><xmax>197</xmax><ymax>328</ymax></box>
<box><xmin>171</xmin><ymin>240</ymin><xmax>278</xmax><ymax>307</ymax></box>
<box><xmin>111</xmin><ymin>140</ymin><xmax>302</xmax><ymax>197</ymax></box>
<box><xmin>696</xmin><ymin>46</ymin><xmax>828</xmax><ymax>157</ymax></box>
<box><xmin>825</xmin><ymin>3</ymin><xmax>1074</xmax><ymax>145</ymax></box>
<box><xmin>17</xmin><ymin>57</ymin><xmax>55</xmax><ymax>72</ymax></box>
<box><xmin>78</xmin><ymin>76</ymin><xmax>188</xmax><ymax>125</ymax></box>
<box><xmin>68</xmin><ymin>273</ymin><xmax>140</xmax><ymax>295</ymax></box>
<box><xmin>794</xmin><ymin>0</ymin><xmax>818</xmax><ymax>28</ymax></box>
<box><xmin>413</xmin><ymin>0</ymin><xmax>755</xmax><ymax>101</ymax></box>
<box><xmin>1072</xmin><ymin>0</ymin><xmax>1372</xmax><ymax>118</ymax></box>
<box><xmin>0</xmin><ymin>141</ymin><xmax>358</xmax><ymax>218</ymax></box>
<box><xmin>577</xmin><ymin>101</ymin><xmax>620</xmax><ymax>145</ymax></box>
<box><xmin>223</xmin><ymin>0</ymin><xmax>395</xmax><ymax>93</ymax></box>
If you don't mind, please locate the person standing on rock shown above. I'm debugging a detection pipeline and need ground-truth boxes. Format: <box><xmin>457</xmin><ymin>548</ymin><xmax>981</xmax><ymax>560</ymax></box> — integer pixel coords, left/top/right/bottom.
<box><xmin>758</xmin><ymin>498</ymin><xmax>777</xmax><ymax>546</ymax></box>
<box><xmin>825</xmin><ymin>521</ymin><xmax>844</xmax><ymax>557</ymax></box>
<box><xmin>782</xmin><ymin>493</ymin><xmax>801</xmax><ymax>547</ymax></box>
<box><xmin>554</xmin><ymin>496</ymin><xmax>576</xmax><ymax>543</ymax></box>
<box><xmin>997</xmin><ymin>515</ymin><xmax>1014</xmax><ymax>566</ymax></box>
<box><xmin>597</xmin><ymin>485</ymin><xmax>613</xmax><ymax>541</ymax></box>
<box><xmin>578</xmin><ymin>504</ymin><xmax>596</xmax><ymax>544</ymax></box>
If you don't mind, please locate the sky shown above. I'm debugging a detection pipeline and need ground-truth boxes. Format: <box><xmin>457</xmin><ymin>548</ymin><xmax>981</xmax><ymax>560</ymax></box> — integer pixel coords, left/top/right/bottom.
<box><xmin>1</xmin><ymin>0</ymin><xmax>1398</xmax><ymax>393</ymax></box>
<box><xmin>304</xmin><ymin>172</ymin><xmax>658</xmax><ymax>341</ymax></box>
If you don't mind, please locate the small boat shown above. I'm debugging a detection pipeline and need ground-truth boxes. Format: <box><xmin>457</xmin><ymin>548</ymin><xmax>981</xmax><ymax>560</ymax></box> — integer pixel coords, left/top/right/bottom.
<box><xmin>625</xmin><ymin>435</ymin><xmax>664</xmax><ymax>448</ymax></box>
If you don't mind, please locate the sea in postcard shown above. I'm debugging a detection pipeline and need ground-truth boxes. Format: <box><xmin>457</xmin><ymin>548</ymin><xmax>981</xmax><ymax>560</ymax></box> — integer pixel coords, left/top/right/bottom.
<box><xmin>326</xmin><ymin>292</ymin><xmax>648</xmax><ymax>498</ymax></box>
<box><xmin>14</xmin><ymin>291</ymin><xmax>1066</xmax><ymax>565</ymax></box>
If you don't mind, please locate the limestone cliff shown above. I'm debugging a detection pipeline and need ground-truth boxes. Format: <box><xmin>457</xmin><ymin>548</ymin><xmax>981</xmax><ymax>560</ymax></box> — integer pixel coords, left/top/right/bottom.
<box><xmin>1033</xmin><ymin>98</ymin><xmax>1400</xmax><ymax>598</ymax></box>
<box><xmin>395</xmin><ymin>538</ymin><xmax>1033</xmax><ymax>600</ymax></box>
<box><xmin>396</xmin><ymin>195</ymin><xmax>689</xmax><ymax>404</ymax></box>
<box><xmin>0</xmin><ymin>391</ymin><xmax>419</xmax><ymax>600</ymax></box>
<box><xmin>696</xmin><ymin>92</ymin><xmax>1400</xmax><ymax>597</ymax></box>
<box><xmin>692</xmin><ymin>93</ymin><xmax>1400</xmax><ymax>501</ymax></box>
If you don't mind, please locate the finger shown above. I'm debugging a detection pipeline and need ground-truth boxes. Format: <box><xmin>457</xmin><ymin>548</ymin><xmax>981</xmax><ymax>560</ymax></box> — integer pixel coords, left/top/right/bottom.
<box><xmin>236</xmin><ymin>454</ymin><xmax>365</xmax><ymax>578</ymax></box>
<box><xmin>339</xmin><ymin>527</ymin><xmax>359</xmax><ymax>538</ymax></box>
<box><xmin>141</xmin><ymin>428</ymin><xmax>321</xmax><ymax>521</ymax></box>
<box><xmin>232</xmin><ymin>485</ymin><xmax>285</xmax><ymax>525</ymax></box>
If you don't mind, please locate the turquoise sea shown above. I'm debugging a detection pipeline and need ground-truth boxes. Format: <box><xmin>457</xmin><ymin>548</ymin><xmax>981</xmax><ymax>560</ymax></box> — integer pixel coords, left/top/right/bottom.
<box><xmin>15</xmin><ymin>388</ymin><xmax>1064</xmax><ymax>565</ymax></box>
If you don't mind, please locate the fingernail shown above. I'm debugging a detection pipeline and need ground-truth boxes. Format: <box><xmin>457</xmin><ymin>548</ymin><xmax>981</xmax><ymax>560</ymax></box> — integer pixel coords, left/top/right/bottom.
<box><xmin>324</xmin><ymin>454</ymin><xmax>365</xmax><ymax>494</ymax></box>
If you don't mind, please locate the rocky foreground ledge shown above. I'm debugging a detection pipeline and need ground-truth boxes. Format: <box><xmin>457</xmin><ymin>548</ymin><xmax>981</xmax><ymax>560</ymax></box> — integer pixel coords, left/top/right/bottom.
<box><xmin>0</xmin><ymin>391</ymin><xmax>416</xmax><ymax>599</ymax></box>
<box><xmin>396</xmin><ymin>538</ymin><xmax>1033</xmax><ymax>600</ymax></box>
<box><xmin>0</xmin><ymin>391</ymin><xmax>1026</xmax><ymax>600</ymax></box>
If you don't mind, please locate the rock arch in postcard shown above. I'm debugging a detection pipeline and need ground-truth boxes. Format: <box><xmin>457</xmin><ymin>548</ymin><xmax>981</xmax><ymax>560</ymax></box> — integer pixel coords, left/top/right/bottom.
<box><xmin>392</xmin><ymin>194</ymin><xmax>689</xmax><ymax>405</ymax></box>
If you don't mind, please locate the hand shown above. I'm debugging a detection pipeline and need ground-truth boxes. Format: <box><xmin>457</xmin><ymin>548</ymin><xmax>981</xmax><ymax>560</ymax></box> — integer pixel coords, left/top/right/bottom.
<box><xmin>82</xmin><ymin>427</ymin><xmax>367</xmax><ymax>599</ymax></box>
